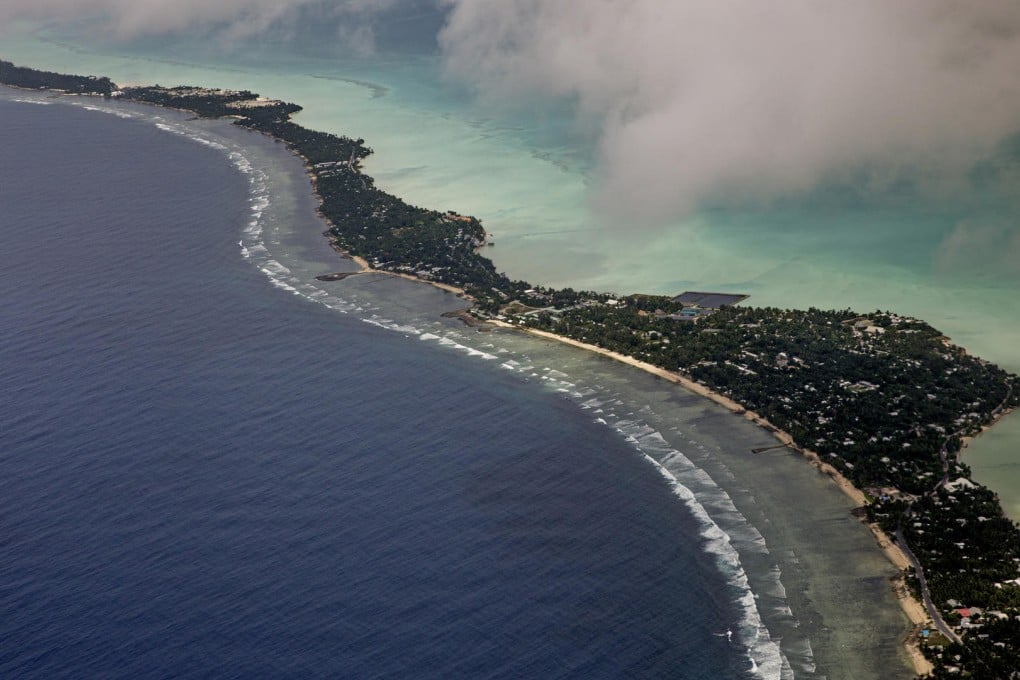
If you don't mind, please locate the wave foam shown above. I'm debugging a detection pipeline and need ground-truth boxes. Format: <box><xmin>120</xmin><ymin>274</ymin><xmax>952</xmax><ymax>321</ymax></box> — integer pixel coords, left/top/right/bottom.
<box><xmin>638</xmin><ymin>451</ymin><xmax>785</xmax><ymax>678</ymax></box>
<box><xmin>137</xmin><ymin>106</ymin><xmax>802</xmax><ymax>678</ymax></box>
<box><xmin>482</xmin><ymin>351</ymin><xmax>799</xmax><ymax>678</ymax></box>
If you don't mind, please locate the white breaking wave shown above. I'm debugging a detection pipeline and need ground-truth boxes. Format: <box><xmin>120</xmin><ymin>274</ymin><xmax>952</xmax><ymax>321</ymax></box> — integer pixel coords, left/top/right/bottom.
<box><xmin>485</xmin><ymin>357</ymin><xmax>800</xmax><ymax>678</ymax></box>
<box><xmin>638</xmin><ymin>451</ymin><xmax>786</xmax><ymax>679</ymax></box>
<box><xmin>78</xmin><ymin>103</ymin><xmax>135</xmax><ymax>119</ymax></box>
<box><xmin>435</xmin><ymin>337</ymin><xmax>800</xmax><ymax>678</ymax></box>
<box><xmin>414</xmin><ymin>329</ymin><xmax>507</xmax><ymax>362</ymax></box>
<box><xmin>362</xmin><ymin>316</ymin><xmax>422</xmax><ymax>335</ymax></box>
<box><xmin>151</xmin><ymin>120</ymin><xmax>228</xmax><ymax>152</ymax></box>
<box><xmin>132</xmin><ymin>105</ymin><xmax>805</xmax><ymax>679</ymax></box>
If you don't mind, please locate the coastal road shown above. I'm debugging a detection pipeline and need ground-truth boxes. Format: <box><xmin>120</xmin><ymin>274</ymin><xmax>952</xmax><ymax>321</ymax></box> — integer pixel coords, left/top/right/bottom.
<box><xmin>895</xmin><ymin>526</ymin><xmax>963</xmax><ymax>645</ymax></box>
<box><xmin>893</xmin><ymin>386</ymin><xmax>1015</xmax><ymax>646</ymax></box>
<box><xmin>933</xmin><ymin>382</ymin><xmax>1013</xmax><ymax>489</ymax></box>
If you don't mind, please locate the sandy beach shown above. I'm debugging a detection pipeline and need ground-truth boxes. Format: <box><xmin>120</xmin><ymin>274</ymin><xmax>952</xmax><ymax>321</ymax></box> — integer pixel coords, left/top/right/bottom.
<box><xmin>303</xmin><ymin>130</ymin><xmax>933</xmax><ymax>676</ymax></box>
<box><xmin>239</xmin><ymin>98</ymin><xmax>934</xmax><ymax>675</ymax></box>
<box><xmin>491</xmin><ymin>322</ymin><xmax>936</xmax><ymax>675</ymax></box>
<box><xmin>10</xmin><ymin>47</ymin><xmax>1015</xmax><ymax>678</ymax></box>
<box><xmin>322</xmin><ymin>241</ymin><xmax>937</xmax><ymax>664</ymax></box>
<box><xmin>324</xmin><ymin>232</ymin><xmax>475</xmax><ymax>300</ymax></box>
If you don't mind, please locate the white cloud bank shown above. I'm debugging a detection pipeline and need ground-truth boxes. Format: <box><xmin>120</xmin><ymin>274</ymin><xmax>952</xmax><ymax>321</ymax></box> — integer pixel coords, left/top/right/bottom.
<box><xmin>4</xmin><ymin>1</ymin><xmax>1020</xmax><ymax>224</ymax></box>
<box><xmin>0</xmin><ymin>0</ymin><xmax>397</xmax><ymax>41</ymax></box>
<box><xmin>439</xmin><ymin>0</ymin><xmax>1020</xmax><ymax>222</ymax></box>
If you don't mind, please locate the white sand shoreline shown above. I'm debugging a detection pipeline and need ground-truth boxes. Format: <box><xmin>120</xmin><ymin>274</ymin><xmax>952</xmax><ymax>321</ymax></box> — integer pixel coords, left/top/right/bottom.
<box><xmin>490</xmin><ymin>321</ymin><xmax>935</xmax><ymax>675</ymax></box>
<box><xmin>297</xmin><ymin>114</ymin><xmax>935</xmax><ymax>676</ymax></box>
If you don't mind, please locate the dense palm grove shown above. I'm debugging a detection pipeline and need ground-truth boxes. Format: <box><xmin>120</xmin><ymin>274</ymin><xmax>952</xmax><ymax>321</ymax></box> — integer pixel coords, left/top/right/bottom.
<box><xmin>5</xmin><ymin>61</ymin><xmax>1020</xmax><ymax>678</ymax></box>
<box><xmin>112</xmin><ymin>84</ymin><xmax>537</xmax><ymax>311</ymax></box>
<box><xmin>0</xmin><ymin>60</ymin><xmax>114</xmax><ymax>96</ymax></box>
<box><xmin>526</xmin><ymin>303</ymin><xmax>1014</xmax><ymax>493</ymax></box>
<box><xmin>521</xmin><ymin>300</ymin><xmax>1020</xmax><ymax>676</ymax></box>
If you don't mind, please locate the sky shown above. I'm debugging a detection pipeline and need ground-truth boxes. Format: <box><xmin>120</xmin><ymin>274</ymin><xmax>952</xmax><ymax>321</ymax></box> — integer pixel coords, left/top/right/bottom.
<box><xmin>4</xmin><ymin>0</ymin><xmax>1020</xmax><ymax>226</ymax></box>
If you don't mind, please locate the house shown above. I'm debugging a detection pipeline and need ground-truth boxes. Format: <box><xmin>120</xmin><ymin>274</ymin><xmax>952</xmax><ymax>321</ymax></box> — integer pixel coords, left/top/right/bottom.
<box><xmin>945</xmin><ymin>478</ymin><xmax>978</xmax><ymax>492</ymax></box>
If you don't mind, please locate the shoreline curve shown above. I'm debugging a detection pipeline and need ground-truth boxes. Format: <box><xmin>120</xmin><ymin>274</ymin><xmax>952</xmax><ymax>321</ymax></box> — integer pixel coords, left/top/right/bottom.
<box><xmin>488</xmin><ymin>321</ymin><xmax>936</xmax><ymax>675</ymax></box>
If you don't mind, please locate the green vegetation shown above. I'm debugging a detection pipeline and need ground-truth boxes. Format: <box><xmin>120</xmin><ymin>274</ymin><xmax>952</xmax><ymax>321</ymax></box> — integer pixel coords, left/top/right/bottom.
<box><xmin>0</xmin><ymin>59</ymin><xmax>115</xmax><ymax>96</ymax></box>
<box><xmin>525</xmin><ymin>302</ymin><xmax>1014</xmax><ymax>492</ymax></box>
<box><xmin>5</xmin><ymin>59</ymin><xmax>1020</xmax><ymax>679</ymax></box>
<box><xmin>525</xmin><ymin>300</ymin><xmax>1020</xmax><ymax>678</ymax></box>
<box><xmin>121</xmin><ymin>85</ymin><xmax>300</xmax><ymax>119</ymax></box>
<box><xmin>119</xmin><ymin>84</ymin><xmax>551</xmax><ymax>313</ymax></box>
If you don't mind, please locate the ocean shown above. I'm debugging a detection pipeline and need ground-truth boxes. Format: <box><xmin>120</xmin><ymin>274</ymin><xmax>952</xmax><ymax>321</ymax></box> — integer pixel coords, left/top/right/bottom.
<box><xmin>0</xmin><ymin>91</ymin><xmax>912</xmax><ymax>679</ymax></box>
<box><xmin>3</xmin><ymin>20</ymin><xmax>1017</xmax><ymax>515</ymax></box>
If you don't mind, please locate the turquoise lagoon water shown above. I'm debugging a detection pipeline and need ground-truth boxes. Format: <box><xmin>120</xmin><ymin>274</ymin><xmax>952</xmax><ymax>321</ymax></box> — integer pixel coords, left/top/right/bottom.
<box><xmin>5</xmin><ymin>11</ymin><xmax>1017</xmax><ymax>538</ymax></box>
<box><xmin>5</xmin><ymin>6</ymin><xmax>1020</xmax><ymax>530</ymax></box>
<box><xmin>10</xmin><ymin>26</ymin><xmax>1017</xmax><ymax>357</ymax></box>
<box><xmin>1</xmin><ymin>87</ymin><xmax>920</xmax><ymax>679</ymax></box>
<box><xmin>5</xmin><ymin>15</ymin><xmax>1018</xmax><ymax>505</ymax></box>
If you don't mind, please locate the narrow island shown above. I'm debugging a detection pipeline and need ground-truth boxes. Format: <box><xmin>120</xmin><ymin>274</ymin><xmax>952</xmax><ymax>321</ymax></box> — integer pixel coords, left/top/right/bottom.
<box><xmin>4</xmin><ymin>59</ymin><xmax>1019</xmax><ymax>679</ymax></box>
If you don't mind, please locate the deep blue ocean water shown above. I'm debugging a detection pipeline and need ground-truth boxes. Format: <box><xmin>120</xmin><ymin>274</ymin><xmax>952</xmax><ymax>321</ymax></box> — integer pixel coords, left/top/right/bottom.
<box><xmin>0</xmin><ymin>99</ymin><xmax>754</xmax><ymax>678</ymax></box>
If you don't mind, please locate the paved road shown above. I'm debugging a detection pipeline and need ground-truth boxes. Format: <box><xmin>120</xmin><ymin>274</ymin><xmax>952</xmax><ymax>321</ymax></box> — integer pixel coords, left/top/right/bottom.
<box><xmin>895</xmin><ymin>526</ymin><xmax>963</xmax><ymax>644</ymax></box>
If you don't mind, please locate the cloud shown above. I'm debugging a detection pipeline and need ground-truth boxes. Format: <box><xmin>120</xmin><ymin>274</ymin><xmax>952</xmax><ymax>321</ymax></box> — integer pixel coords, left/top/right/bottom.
<box><xmin>0</xmin><ymin>1</ymin><xmax>292</xmax><ymax>38</ymax></box>
<box><xmin>6</xmin><ymin>0</ymin><xmax>1020</xmax><ymax>225</ymax></box>
<box><xmin>0</xmin><ymin>0</ymin><xmax>400</xmax><ymax>43</ymax></box>
<box><xmin>935</xmin><ymin>219</ymin><xmax>1020</xmax><ymax>280</ymax></box>
<box><xmin>438</xmin><ymin>0</ymin><xmax>1020</xmax><ymax>224</ymax></box>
